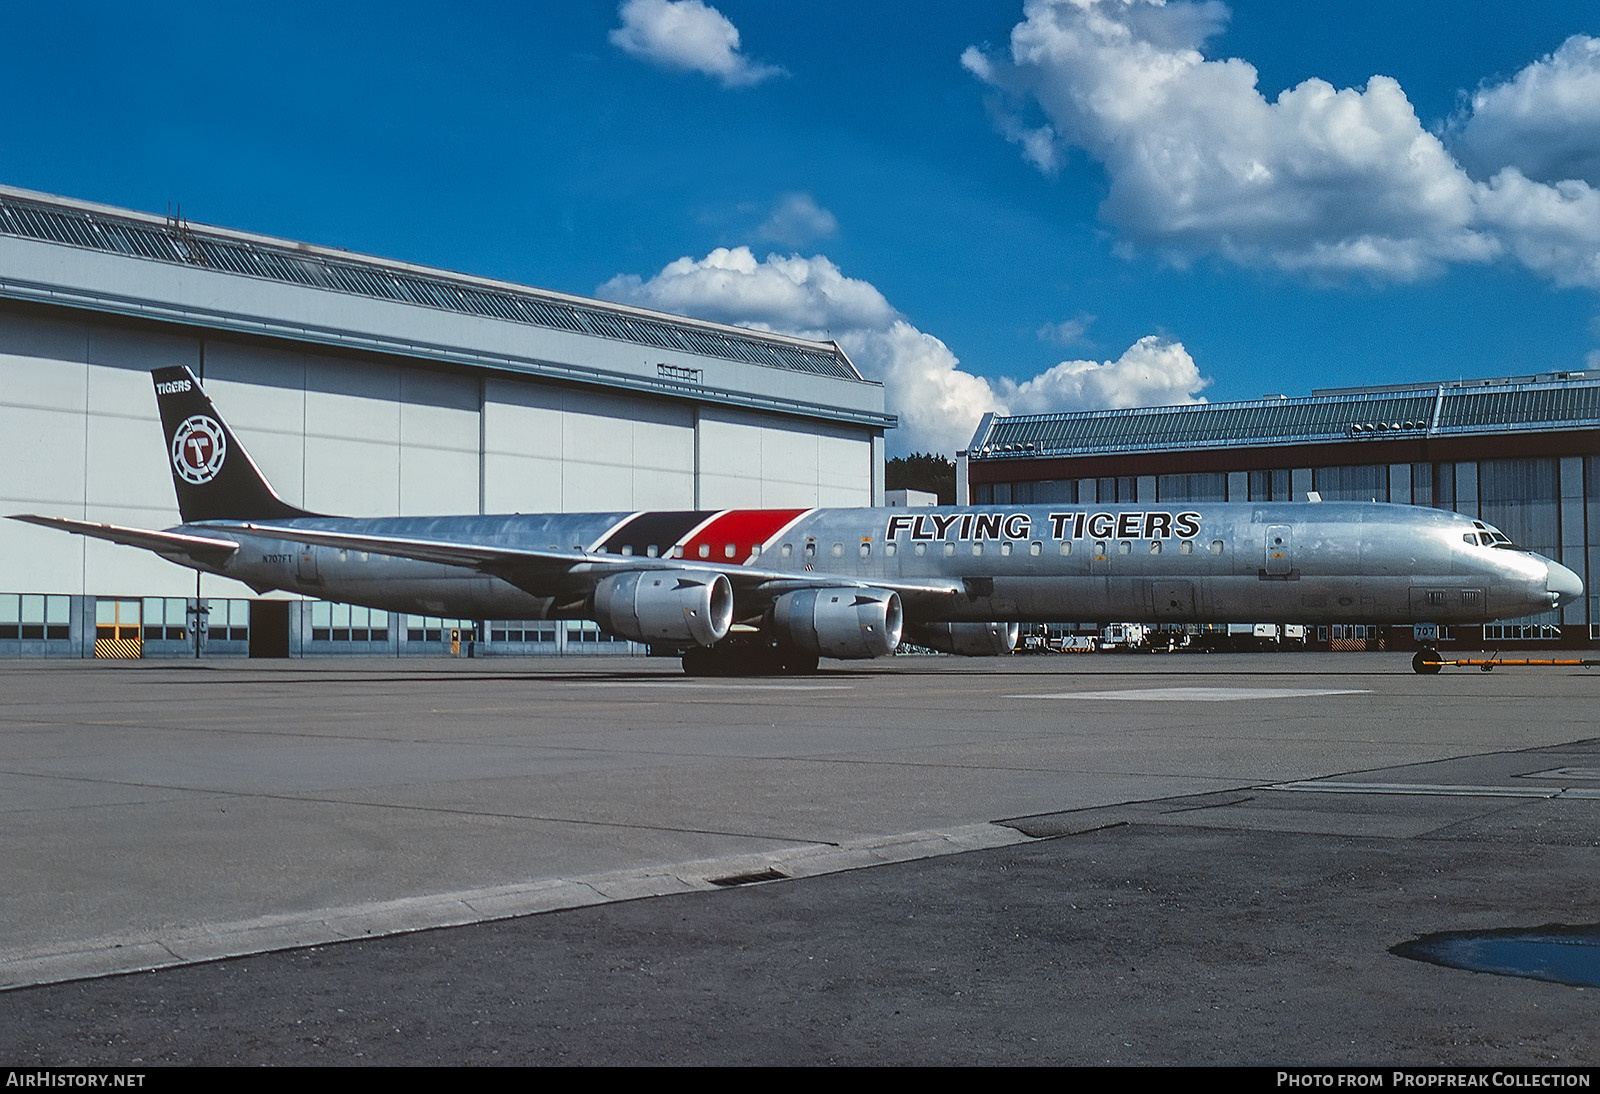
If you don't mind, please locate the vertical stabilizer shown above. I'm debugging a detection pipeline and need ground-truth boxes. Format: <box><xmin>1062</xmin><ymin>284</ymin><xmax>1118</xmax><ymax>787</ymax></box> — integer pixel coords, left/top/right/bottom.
<box><xmin>152</xmin><ymin>367</ymin><xmax>313</xmax><ymax>522</ymax></box>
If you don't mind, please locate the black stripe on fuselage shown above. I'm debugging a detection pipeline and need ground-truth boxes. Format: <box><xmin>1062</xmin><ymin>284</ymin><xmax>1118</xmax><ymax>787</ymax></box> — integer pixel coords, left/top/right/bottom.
<box><xmin>599</xmin><ymin>510</ymin><xmax>714</xmax><ymax>555</ymax></box>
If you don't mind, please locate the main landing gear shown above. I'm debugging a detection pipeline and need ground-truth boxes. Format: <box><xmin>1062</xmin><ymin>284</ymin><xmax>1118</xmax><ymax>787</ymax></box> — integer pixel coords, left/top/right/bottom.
<box><xmin>681</xmin><ymin>638</ymin><xmax>820</xmax><ymax>676</ymax></box>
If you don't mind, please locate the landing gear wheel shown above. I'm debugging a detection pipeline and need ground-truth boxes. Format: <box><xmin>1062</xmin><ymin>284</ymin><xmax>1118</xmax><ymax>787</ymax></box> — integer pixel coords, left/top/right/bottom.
<box><xmin>1412</xmin><ymin>648</ymin><xmax>1443</xmax><ymax>675</ymax></box>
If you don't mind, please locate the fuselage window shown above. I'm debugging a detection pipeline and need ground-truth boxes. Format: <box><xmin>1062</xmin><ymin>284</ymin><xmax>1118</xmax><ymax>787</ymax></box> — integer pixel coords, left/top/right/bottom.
<box><xmin>621</xmin><ymin>545</ymin><xmax>634</xmax><ymax>556</ymax></box>
<box><xmin>914</xmin><ymin>542</ymin><xmax>927</xmax><ymax>557</ymax></box>
<box><xmin>1094</xmin><ymin>541</ymin><xmax>1107</xmax><ymax>559</ymax></box>
<box><xmin>1209</xmin><ymin>540</ymin><xmax>1225</xmax><ymax>555</ymax></box>
<box><xmin>859</xmin><ymin>542</ymin><xmax>870</xmax><ymax>558</ymax></box>
<box><xmin>1149</xmin><ymin>540</ymin><xmax>1162</xmax><ymax>555</ymax></box>
<box><xmin>1029</xmin><ymin>541</ymin><xmax>1041</xmax><ymax>556</ymax></box>
<box><xmin>672</xmin><ymin>545</ymin><xmax>684</xmax><ymax>559</ymax></box>
<box><xmin>750</xmin><ymin>544</ymin><xmax>761</xmax><ymax>559</ymax></box>
<box><xmin>646</xmin><ymin>545</ymin><xmax>659</xmax><ymax>558</ymax></box>
<box><xmin>972</xmin><ymin>542</ymin><xmax>984</xmax><ymax>556</ymax></box>
<box><xmin>1118</xmin><ymin>541</ymin><xmax>1132</xmax><ymax>555</ymax></box>
<box><xmin>781</xmin><ymin>543</ymin><xmax>792</xmax><ymax>558</ymax></box>
<box><xmin>698</xmin><ymin>543</ymin><xmax>711</xmax><ymax>559</ymax></box>
<box><xmin>725</xmin><ymin>543</ymin><xmax>737</xmax><ymax>559</ymax></box>
<box><xmin>1059</xmin><ymin>541</ymin><xmax>1072</xmax><ymax>556</ymax></box>
<box><xmin>1000</xmin><ymin>542</ymin><xmax>1013</xmax><ymax>556</ymax></box>
<box><xmin>805</xmin><ymin>542</ymin><xmax>816</xmax><ymax>559</ymax></box>
<box><xmin>943</xmin><ymin>542</ymin><xmax>956</xmax><ymax>557</ymax></box>
<box><xmin>885</xmin><ymin>542</ymin><xmax>896</xmax><ymax>558</ymax></box>
<box><xmin>831</xmin><ymin>543</ymin><xmax>844</xmax><ymax>558</ymax></box>
<box><xmin>1179</xmin><ymin>540</ymin><xmax>1193</xmax><ymax>555</ymax></box>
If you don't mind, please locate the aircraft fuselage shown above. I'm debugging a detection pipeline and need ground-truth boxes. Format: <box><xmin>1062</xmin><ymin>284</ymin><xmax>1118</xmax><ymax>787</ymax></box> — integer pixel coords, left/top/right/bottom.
<box><xmin>174</xmin><ymin>500</ymin><xmax>1571</xmax><ymax>627</ymax></box>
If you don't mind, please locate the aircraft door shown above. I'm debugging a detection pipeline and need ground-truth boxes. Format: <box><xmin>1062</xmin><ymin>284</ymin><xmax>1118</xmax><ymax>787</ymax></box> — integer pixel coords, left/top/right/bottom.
<box><xmin>1089</xmin><ymin>539</ymin><xmax>1112</xmax><ymax>576</ymax></box>
<box><xmin>1264</xmin><ymin>525</ymin><xmax>1292</xmax><ymax>576</ymax></box>
<box><xmin>1152</xmin><ymin>580</ymin><xmax>1195</xmax><ymax>620</ymax></box>
<box><xmin>297</xmin><ymin>545</ymin><xmax>323</xmax><ymax>586</ymax></box>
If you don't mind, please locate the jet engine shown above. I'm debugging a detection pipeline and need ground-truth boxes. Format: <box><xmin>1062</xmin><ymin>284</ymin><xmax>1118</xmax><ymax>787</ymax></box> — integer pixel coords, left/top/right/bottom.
<box><xmin>592</xmin><ymin>569</ymin><xmax>733</xmax><ymax>647</ymax></box>
<box><xmin>770</xmin><ymin>587</ymin><xmax>903</xmax><ymax>660</ymax></box>
<box><xmin>904</xmin><ymin>621</ymin><xmax>1020</xmax><ymax>656</ymax></box>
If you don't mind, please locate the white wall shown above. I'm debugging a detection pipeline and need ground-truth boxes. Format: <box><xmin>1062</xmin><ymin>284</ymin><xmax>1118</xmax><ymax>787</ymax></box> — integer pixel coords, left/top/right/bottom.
<box><xmin>0</xmin><ymin>306</ymin><xmax>879</xmax><ymax>599</ymax></box>
<box><xmin>697</xmin><ymin>406</ymin><xmax>873</xmax><ymax>509</ymax></box>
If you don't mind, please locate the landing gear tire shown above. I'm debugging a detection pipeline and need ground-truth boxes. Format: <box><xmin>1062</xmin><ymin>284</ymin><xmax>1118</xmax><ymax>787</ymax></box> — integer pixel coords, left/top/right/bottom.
<box><xmin>1412</xmin><ymin>647</ymin><xmax>1443</xmax><ymax>675</ymax></box>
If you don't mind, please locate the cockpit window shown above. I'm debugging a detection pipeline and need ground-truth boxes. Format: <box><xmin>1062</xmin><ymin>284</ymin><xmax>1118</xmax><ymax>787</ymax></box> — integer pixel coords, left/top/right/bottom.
<box><xmin>1463</xmin><ymin>533</ymin><xmax>1478</xmax><ymax>545</ymax></box>
<box><xmin>1469</xmin><ymin>522</ymin><xmax>1519</xmax><ymax>549</ymax></box>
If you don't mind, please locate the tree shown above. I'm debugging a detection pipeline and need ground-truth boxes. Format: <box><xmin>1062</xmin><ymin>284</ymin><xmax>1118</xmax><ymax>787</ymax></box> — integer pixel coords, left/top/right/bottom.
<box><xmin>885</xmin><ymin>453</ymin><xmax>956</xmax><ymax>505</ymax></box>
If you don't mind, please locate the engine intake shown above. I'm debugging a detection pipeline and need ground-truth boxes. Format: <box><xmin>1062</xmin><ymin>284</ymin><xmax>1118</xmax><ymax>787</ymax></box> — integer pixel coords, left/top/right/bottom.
<box><xmin>904</xmin><ymin>621</ymin><xmax>1020</xmax><ymax>656</ymax></box>
<box><xmin>771</xmin><ymin>587</ymin><xmax>902</xmax><ymax>660</ymax></box>
<box><xmin>593</xmin><ymin>569</ymin><xmax>733</xmax><ymax>647</ymax></box>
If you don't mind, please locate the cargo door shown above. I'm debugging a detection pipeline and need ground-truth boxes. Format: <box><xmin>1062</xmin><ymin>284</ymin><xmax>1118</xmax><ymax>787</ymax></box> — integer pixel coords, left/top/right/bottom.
<box><xmin>1264</xmin><ymin>525</ymin><xmax>1292</xmax><ymax>576</ymax></box>
<box><xmin>297</xmin><ymin>545</ymin><xmax>323</xmax><ymax>586</ymax></box>
<box><xmin>1151</xmin><ymin>580</ymin><xmax>1195</xmax><ymax>620</ymax></box>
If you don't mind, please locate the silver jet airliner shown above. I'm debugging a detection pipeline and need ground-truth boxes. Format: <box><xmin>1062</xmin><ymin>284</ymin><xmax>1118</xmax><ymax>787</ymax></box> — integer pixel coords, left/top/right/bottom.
<box><xmin>11</xmin><ymin>367</ymin><xmax>1583</xmax><ymax>674</ymax></box>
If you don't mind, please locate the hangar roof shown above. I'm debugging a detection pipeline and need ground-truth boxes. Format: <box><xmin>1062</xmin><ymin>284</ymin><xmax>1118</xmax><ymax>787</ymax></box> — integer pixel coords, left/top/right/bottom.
<box><xmin>0</xmin><ymin>187</ymin><xmax>857</xmax><ymax>380</ymax></box>
<box><xmin>966</xmin><ymin>373</ymin><xmax>1600</xmax><ymax>460</ymax></box>
<box><xmin>0</xmin><ymin>186</ymin><xmax>891</xmax><ymax>431</ymax></box>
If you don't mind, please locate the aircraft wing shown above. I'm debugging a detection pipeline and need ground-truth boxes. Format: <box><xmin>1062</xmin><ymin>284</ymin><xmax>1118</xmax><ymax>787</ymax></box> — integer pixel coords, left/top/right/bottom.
<box><xmin>232</xmin><ymin>522</ymin><xmax>964</xmax><ymax>607</ymax></box>
<box><xmin>8</xmin><ymin>514</ymin><xmax>241</xmax><ymax>564</ymax></box>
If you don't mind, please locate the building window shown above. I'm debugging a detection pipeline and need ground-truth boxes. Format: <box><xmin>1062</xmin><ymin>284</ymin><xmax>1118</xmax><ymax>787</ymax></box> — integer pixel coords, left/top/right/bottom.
<box><xmin>405</xmin><ymin>615</ymin><xmax>472</xmax><ymax>645</ymax></box>
<box><xmin>1157</xmin><ymin>472</ymin><xmax>1226</xmax><ymax>502</ymax></box>
<box><xmin>1032</xmin><ymin>480</ymin><xmax>1076</xmax><ymax>503</ymax></box>
<box><xmin>1485</xmin><ymin>623</ymin><xmax>1562</xmax><ymax>641</ymax></box>
<box><xmin>490</xmin><ymin>621</ymin><xmax>558</xmax><ymax>643</ymax></box>
<box><xmin>314</xmin><ymin>602</ymin><xmax>389</xmax><ymax>642</ymax></box>
<box><xmin>0</xmin><ymin>594</ymin><xmax>70</xmax><ymax>640</ymax></box>
<box><xmin>142</xmin><ymin>597</ymin><xmax>190</xmax><ymax>641</ymax></box>
<box><xmin>1313</xmin><ymin>465</ymin><xmax>1388</xmax><ymax>502</ymax></box>
<box><xmin>1249</xmin><ymin>469</ymin><xmax>1291</xmax><ymax>502</ymax></box>
<box><xmin>1480</xmin><ymin>458</ymin><xmax>1559</xmax><ymax>558</ymax></box>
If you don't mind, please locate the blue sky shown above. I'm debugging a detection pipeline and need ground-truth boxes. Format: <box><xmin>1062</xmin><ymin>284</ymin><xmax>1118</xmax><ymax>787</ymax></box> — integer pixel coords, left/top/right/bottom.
<box><xmin>2</xmin><ymin>1</ymin><xmax>1597</xmax><ymax>454</ymax></box>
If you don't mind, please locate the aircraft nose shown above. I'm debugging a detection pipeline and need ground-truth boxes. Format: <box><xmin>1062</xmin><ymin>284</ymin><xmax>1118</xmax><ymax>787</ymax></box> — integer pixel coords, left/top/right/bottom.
<box><xmin>1546</xmin><ymin>559</ymin><xmax>1584</xmax><ymax>608</ymax></box>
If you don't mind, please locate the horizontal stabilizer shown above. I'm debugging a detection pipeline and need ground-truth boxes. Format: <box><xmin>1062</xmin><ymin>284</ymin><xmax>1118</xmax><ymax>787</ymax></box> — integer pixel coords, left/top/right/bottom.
<box><xmin>9</xmin><ymin>514</ymin><xmax>240</xmax><ymax>563</ymax></box>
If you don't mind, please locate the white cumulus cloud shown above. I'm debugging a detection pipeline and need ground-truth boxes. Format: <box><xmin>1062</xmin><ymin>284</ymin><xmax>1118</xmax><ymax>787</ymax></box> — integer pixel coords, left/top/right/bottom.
<box><xmin>1449</xmin><ymin>36</ymin><xmax>1600</xmax><ymax>187</ymax></box>
<box><xmin>1000</xmin><ymin>335</ymin><xmax>1208</xmax><ymax>414</ymax></box>
<box><xmin>758</xmin><ymin>192</ymin><xmax>839</xmax><ymax>247</ymax></box>
<box><xmin>964</xmin><ymin>0</ymin><xmax>1600</xmax><ymax>288</ymax></box>
<box><xmin>599</xmin><ymin>247</ymin><xmax>1209</xmax><ymax>454</ymax></box>
<box><xmin>610</xmin><ymin>0</ymin><xmax>783</xmax><ymax>88</ymax></box>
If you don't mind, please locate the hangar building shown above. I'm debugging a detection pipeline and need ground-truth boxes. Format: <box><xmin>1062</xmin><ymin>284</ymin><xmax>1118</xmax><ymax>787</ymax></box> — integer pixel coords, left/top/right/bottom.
<box><xmin>959</xmin><ymin>373</ymin><xmax>1600</xmax><ymax>650</ymax></box>
<box><xmin>0</xmin><ymin>186</ymin><xmax>891</xmax><ymax>658</ymax></box>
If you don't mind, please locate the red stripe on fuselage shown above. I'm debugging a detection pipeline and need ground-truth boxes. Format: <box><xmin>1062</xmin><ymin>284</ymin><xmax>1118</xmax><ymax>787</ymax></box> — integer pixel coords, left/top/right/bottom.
<box><xmin>680</xmin><ymin>509</ymin><xmax>810</xmax><ymax>564</ymax></box>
